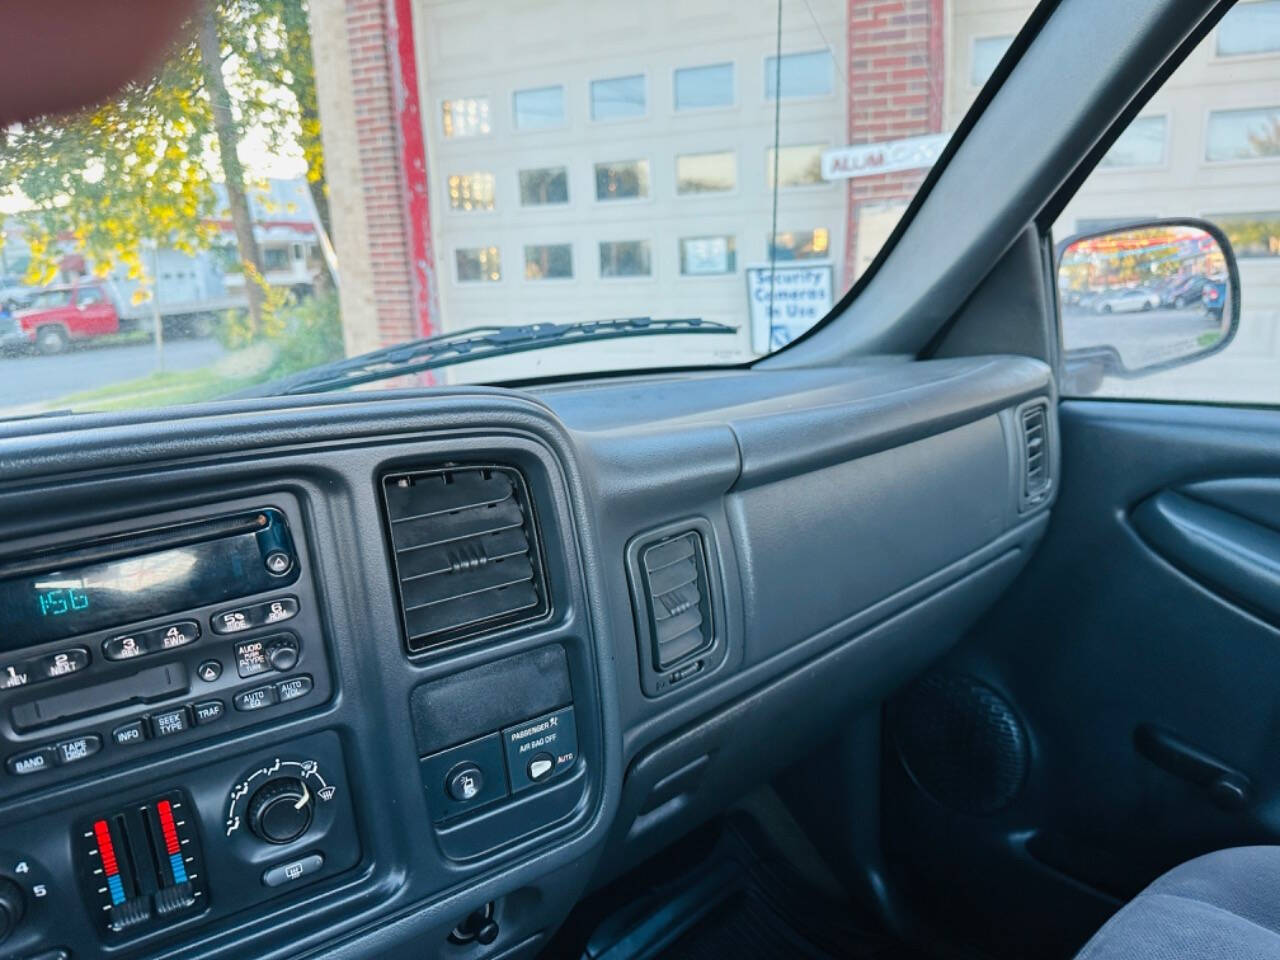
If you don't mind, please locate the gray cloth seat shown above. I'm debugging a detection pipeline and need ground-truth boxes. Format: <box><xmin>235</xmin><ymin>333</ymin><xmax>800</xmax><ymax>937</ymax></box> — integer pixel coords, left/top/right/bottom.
<box><xmin>1077</xmin><ymin>846</ymin><xmax>1280</xmax><ymax>959</ymax></box>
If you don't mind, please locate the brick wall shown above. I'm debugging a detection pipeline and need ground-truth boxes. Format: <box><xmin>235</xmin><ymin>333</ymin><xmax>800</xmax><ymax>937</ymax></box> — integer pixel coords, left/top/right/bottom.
<box><xmin>345</xmin><ymin>0</ymin><xmax>420</xmax><ymax>345</ymax></box>
<box><xmin>844</xmin><ymin>0</ymin><xmax>945</xmax><ymax>285</ymax></box>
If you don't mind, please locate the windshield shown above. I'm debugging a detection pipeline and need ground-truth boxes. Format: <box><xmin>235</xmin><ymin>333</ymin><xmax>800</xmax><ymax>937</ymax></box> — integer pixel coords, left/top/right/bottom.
<box><xmin>0</xmin><ymin>0</ymin><xmax>1038</xmax><ymax>414</ymax></box>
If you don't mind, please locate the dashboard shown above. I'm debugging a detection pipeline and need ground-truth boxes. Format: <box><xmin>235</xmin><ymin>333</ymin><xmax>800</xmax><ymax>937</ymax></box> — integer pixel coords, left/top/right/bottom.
<box><xmin>0</xmin><ymin>355</ymin><xmax>1055</xmax><ymax>960</ymax></box>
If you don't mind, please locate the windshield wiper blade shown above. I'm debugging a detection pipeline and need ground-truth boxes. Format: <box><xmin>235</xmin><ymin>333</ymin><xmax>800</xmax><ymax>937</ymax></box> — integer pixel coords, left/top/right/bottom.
<box><xmin>243</xmin><ymin>316</ymin><xmax>737</xmax><ymax>397</ymax></box>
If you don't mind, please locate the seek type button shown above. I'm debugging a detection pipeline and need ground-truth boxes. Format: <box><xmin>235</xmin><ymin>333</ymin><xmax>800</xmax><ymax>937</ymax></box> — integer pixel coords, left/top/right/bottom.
<box><xmin>150</xmin><ymin>708</ymin><xmax>190</xmax><ymax>738</ymax></box>
<box><xmin>501</xmin><ymin>705</ymin><xmax>578</xmax><ymax>794</ymax></box>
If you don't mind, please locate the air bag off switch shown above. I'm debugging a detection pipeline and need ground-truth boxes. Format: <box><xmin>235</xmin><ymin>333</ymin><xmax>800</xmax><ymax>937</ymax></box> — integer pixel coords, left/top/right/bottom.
<box><xmin>502</xmin><ymin>706</ymin><xmax>578</xmax><ymax>793</ymax></box>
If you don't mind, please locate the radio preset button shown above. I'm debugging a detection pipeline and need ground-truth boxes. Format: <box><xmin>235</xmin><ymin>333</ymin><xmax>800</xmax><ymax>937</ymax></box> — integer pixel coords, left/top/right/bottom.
<box><xmin>150</xmin><ymin>708</ymin><xmax>190</xmax><ymax>739</ymax></box>
<box><xmin>39</xmin><ymin>647</ymin><xmax>90</xmax><ymax>680</ymax></box>
<box><xmin>197</xmin><ymin>659</ymin><xmax>222</xmax><ymax>683</ymax></box>
<box><xmin>234</xmin><ymin>685</ymin><xmax>277</xmax><ymax>712</ymax></box>
<box><xmin>1</xmin><ymin>661</ymin><xmax>33</xmax><ymax>690</ymax></box>
<box><xmin>112</xmin><ymin>720</ymin><xmax>147</xmax><ymax>746</ymax></box>
<box><xmin>153</xmin><ymin>621</ymin><xmax>200</xmax><ymax>651</ymax></box>
<box><xmin>6</xmin><ymin>747</ymin><xmax>54</xmax><ymax>775</ymax></box>
<box><xmin>103</xmin><ymin>633</ymin><xmax>147</xmax><ymax>661</ymax></box>
<box><xmin>212</xmin><ymin>596</ymin><xmax>300</xmax><ymax>635</ymax></box>
<box><xmin>191</xmin><ymin>700</ymin><xmax>225</xmax><ymax>725</ymax></box>
<box><xmin>54</xmin><ymin>734</ymin><xmax>101</xmax><ymax>765</ymax></box>
<box><xmin>275</xmin><ymin>675</ymin><xmax>312</xmax><ymax>703</ymax></box>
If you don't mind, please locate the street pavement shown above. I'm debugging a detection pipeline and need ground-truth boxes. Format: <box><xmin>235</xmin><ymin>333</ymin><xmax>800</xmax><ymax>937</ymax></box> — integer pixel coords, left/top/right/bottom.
<box><xmin>0</xmin><ymin>337</ymin><xmax>228</xmax><ymax>408</ymax></box>
<box><xmin>1063</xmin><ymin>305</ymin><xmax>1223</xmax><ymax>369</ymax></box>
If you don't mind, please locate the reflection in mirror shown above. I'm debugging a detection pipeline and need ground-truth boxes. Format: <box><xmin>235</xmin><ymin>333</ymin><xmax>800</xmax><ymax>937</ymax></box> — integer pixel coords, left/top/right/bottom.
<box><xmin>1058</xmin><ymin>224</ymin><xmax>1234</xmax><ymax>381</ymax></box>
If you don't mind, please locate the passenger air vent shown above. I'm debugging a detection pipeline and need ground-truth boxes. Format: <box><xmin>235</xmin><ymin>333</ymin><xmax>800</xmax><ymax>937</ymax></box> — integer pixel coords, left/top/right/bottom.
<box><xmin>1019</xmin><ymin>401</ymin><xmax>1051</xmax><ymax>509</ymax></box>
<box><xmin>382</xmin><ymin>466</ymin><xmax>548</xmax><ymax>653</ymax></box>
<box><xmin>638</xmin><ymin>532</ymin><xmax>713</xmax><ymax>670</ymax></box>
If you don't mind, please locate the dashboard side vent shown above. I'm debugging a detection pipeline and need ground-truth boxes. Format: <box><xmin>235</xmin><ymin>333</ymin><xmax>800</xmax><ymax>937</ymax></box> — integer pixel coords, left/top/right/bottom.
<box><xmin>382</xmin><ymin>466</ymin><xmax>548</xmax><ymax>653</ymax></box>
<box><xmin>1019</xmin><ymin>401</ymin><xmax>1051</xmax><ymax>508</ymax></box>
<box><xmin>638</xmin><ymin>532</ymin><xmax>712</xmax><ymax>671</ymax></box>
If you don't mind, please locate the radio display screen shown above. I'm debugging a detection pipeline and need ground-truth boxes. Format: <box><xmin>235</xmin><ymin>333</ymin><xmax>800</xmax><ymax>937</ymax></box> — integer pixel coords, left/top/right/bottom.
<box><xmin>0</xmin><ymin>512</ymin><xmax>298</xmax><ymax>651</ymax></box>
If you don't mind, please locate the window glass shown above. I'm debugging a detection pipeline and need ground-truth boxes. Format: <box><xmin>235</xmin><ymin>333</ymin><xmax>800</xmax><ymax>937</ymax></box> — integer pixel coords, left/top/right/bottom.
<box><xmin>513</xmin><ymin>85</ymin><xmax>565</xmax><ymax>130</ymax></box>
<box><xmin>970</xmin><ymin>35</ymin><xmax>1013</xmax><ymax>86</ymax></box>
<box><xmin>765</xmin><ymin>51</ymin><xmax>833</xmax><ymax>99</ymax></box>
<box><xmin>680</xmin><ymin>236</ymin><xmax>737</xmax><ymax>275</ymax></box>
<box><xmin>1205</xmin><ymin>212</ymin><xmax>1280</xmax><ymax>258</ymax></box>
<box><xmin>442</xmin><ymin>97</ymin><xmax>491</xmax><ymax>138</ymax></box>
<box><xmin>599</xmin><ymin>240</ymin><xmax>652</xmax><ymax>277</ymax></box>
<box><xmin>767</xmin><ymin>145</ymin><xmax>825</xmax><ymax>188</ymax></box>
<box><xmin>0</xmin><ymin>0</ymin><xmax>1050</xmax><ymax>412</ymax></box>
<box><xmin>676</xmin><ymin>151</ymin><xmax>736</xmax><ymax>194</ymax></box>
<box><xmin>1054</xmin><ymin>7</ymin><xmax>1280</xmax><ymax>405</ymax></box>
<box><xmin>524</xmin><ymin>243</ymin><xmax>573</xmax><ymax>279</ymax></box>
<box><xmin>675</xmin><ymin>63</ymin><xmax>734</xmax><ymax>110</ymax></box>
<box><xmin>263</xmin><ymin>248</ymin><xmax>289</xmax><ymax>271</ymax></box>
<box><xmin>1217</xmin><ymin>0</ymin><xmax>1280</xmax><ymax>56</ymax></box>
<box><xmin>1099</xmin><ymin>116</ymin><xmax>1167</xmax><ymax>167</ymax></box>
<box><xmin>447</xmin><ymin>172</ymin><xmax>496</xmax><ymax>211</ymax></box>
<box><xmin>768</xmin><ymin>228</ymin><xmax>830</xmax><ymax>261</ymax></box>
<box><xmin>30</xmin><ymin>290</ymin><xmax>72</xmax><ymax>308</ymax></box>
<box><xmin>1206</xmin><ymin>107</ymin><xmax>1280</xmax><ymax>162</ymax></box>
<box><xmin>590</xmin><ymin>75</ymin><xmax>645</xmax><ymax>121</ymax></box>
<box><xmin>594</xmin><ymin>160</ymin><xmax>650</xmax><ymax>200</ymax></box>
<box><xmin>455</xmin><ymin>246</ymin><xmax>502</xmax><ymax>282</ymax></box>
<box><xmin>78</xmin><ymin>287</ymin><xmax>106</xmax><ymax>305</ymax></box>
<box><xmin>518</xmin><ymin>167</ymin><xmax>569</xmax><ymax>206</ymax></box>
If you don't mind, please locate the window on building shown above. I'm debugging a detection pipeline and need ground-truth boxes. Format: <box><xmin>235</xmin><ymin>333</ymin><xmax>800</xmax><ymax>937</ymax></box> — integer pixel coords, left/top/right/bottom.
<box><xmin>441</xmin><ymin>97</ymin><xmax>491</xmax><ymax>138</ymax></box>
<box><xmin>1207</xmin><ymin>107</ymin><xmax>1280</xmax><ymax>161</ymax></box>
<box><xmin>679</xmin><ymin>236</ymin><xmax>737</xmax><ymax>275</ymax></box>
<box><xmin>599</xmin><ymin>240</ymin><xmax>652</xmax><ymax>277</ymax></box>
<box><xmin>1099</xmin><ymin>115</ymin><xmax>1167</xmax><ymax>168</ymax></box>
<box><xmin>447</xmin><ymin>172</ymin><xmax>496</xmax><ymax>211</ymax></box>
<box><xmin>263</xmin><ymin>248</ymin><xmax>290</xmax><ymax>271</ymax></box>
<box><xmin>971</xmin><ymin>35</ymin><xmax>1013</xmax><ymax>87</ymax></box>
<box><xmin>676</xmin><ymin>151</ymin><xmax>736</xmax><ymax>194</ymax></box>
<box><xmin>595</xmin><ymin>160</ymin><xmax>650</xmax><ymax>200</ymax></box>
<box><xmin>765</xmin><ymin>51</ymin><xmax>834</xmax><ymax>100</ymax></box>
<box><xmin>1205</xmin><ymin>212</ymin><xmax>1280</xmax><ymax>257</ymax></box>
<box><xmin>674</xmin><ymin>63</ymin><xmax>734</xmax><ymax>110</ymax></box>
<box><xmin>590</xmin><ymin>75</ymin><xmax>646</xmax><ymax>121</ymax></box>
<box><xmin>455</xmin><ymin>246</ymin><xmax>502</xmax><ymax>282</ymax></box>
<box><xmin>767</xmin><ymin>144</ymin><xmax>825</xmax><ymax>188</ymax></box>
<box><xmin>513</xmin><ymin>85</ymin><xmax>566</xmax><ymax>130</ymax></box>
<box><xmin>524</xmin><ymin>244</ymin><xmax>573</xmax><ymax>279</ymax></box>
<box><xmin>767</xmin><ymin>228</ymin><xmax>830</xmax><ymax>261</ymax></box>
<box><xmin>1217</xmin><ymin>0</ymin><xmax>1280</xmax><ymax>56</ymax></box>
<box><xmin>519</xmin><ymin>167</ymin><xmax>570</xmax><ymax>206</ymax></box>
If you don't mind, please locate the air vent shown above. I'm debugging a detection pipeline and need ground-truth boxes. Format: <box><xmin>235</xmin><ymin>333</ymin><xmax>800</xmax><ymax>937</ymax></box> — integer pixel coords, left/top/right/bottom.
<box><xmin>1019</xmin><ymin>402</ymin><xmax>1051</xmax><ymax>508</ymax></box>
<box><xmin>639</xmin><ymin>532</ymin><xmax>713</xmax><ymax>670</ymax></box>
<box><xmin>382</xmin><ymin>466</ymin><xmax>548</xmax><ymax>653</ymax></box>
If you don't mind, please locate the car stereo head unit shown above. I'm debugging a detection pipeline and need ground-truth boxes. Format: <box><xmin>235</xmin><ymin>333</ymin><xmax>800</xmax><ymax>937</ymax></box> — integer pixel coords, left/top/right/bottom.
<box><xmin>0</xmin><ymin>509</ymin><xmax>299</xmax><ymax>651</ymax></box>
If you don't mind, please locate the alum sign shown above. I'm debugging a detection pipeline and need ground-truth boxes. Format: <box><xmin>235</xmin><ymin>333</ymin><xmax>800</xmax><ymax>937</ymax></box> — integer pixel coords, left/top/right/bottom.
<box><xmin>822</xmin><ymin>133</ymin><xmax>950</xmax><ymax>181</ymax></box>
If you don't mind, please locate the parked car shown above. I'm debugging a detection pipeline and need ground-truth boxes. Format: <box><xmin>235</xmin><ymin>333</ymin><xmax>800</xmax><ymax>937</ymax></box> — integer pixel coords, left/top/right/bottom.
<box><xmin>1202</xmin><ymin>276</ymin><xmax>1228</xmax><ymax>320</ymax></box>
<box><xmin>3</xmin><ymin>282</ymin><xmax>121</xmax><ymax>354</ymax></box>
<box><xmin>1093</xmin><ymin>286</ymin><xmax>1161</xmax><ymax>313</ymax></box>
<box><xmin>1162</xmin><ymin>274</ymin><xmax>1209</xmax><ymax>308</ymax></box>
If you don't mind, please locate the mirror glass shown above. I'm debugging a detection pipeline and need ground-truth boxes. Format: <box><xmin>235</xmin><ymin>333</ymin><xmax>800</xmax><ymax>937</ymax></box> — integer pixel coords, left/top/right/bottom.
<box><xmin>1058</xmin><ymin>224</ymin><xmax>1233</xmax><ymax>374</ymax></box>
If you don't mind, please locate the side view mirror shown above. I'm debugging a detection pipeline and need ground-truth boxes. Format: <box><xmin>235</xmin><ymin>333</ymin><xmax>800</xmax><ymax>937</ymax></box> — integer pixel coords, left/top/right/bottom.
<box><xmin>1056</xmin><ymin>218</ymin><xmax>1240</xmax><ymax>393</ymax></box>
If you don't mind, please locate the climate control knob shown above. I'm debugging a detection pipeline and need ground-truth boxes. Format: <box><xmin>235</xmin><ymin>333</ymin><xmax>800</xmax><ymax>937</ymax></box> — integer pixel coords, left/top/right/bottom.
<box><xmin>247</xmin><ymin>777</ymin><xmax>314</xmax><ymax>844</ymax></box>
<box><xmin>0</xmin><ymin>877</ymin><xmax>25</xmax><ymax>943</ymax></box>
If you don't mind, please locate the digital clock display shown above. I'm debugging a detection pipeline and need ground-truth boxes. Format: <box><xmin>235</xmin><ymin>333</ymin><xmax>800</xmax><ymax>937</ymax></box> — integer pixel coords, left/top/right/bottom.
<box><xmin>36</xmin><ymin>584</ymin><xmax>91</xmax><ymax>618</ymax></box>
<box><xmin>0</xmin><ymin>511</ymin><xmax>299</xmax><ymax>652</ymax></box>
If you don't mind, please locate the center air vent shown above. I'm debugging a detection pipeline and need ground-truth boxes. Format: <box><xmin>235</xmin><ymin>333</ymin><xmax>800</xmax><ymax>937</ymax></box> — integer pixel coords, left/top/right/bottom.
<box><xmin>639</xmin><ymin>532</ymin><xmax>713</xmax><ymax>671</ymax></box>
<box><xmin>382</xmin><ymin>466</ymin><xmax>548</xmax><ymax>653</ymax></box>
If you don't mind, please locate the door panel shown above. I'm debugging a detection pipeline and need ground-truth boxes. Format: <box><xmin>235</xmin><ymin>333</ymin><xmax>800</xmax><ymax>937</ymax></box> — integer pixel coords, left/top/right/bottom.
<box><xmin>881</xmin><ymin>400</ymin><xmax>1280</xmax><ymax>958</ymax></box>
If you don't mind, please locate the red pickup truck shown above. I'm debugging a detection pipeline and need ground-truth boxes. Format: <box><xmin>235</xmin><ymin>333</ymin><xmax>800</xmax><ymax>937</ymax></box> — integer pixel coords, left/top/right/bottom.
<box><xmin>0</xmin><ymin>281</ymin><xmax>121</xmax><ymax>354</ymax></box>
